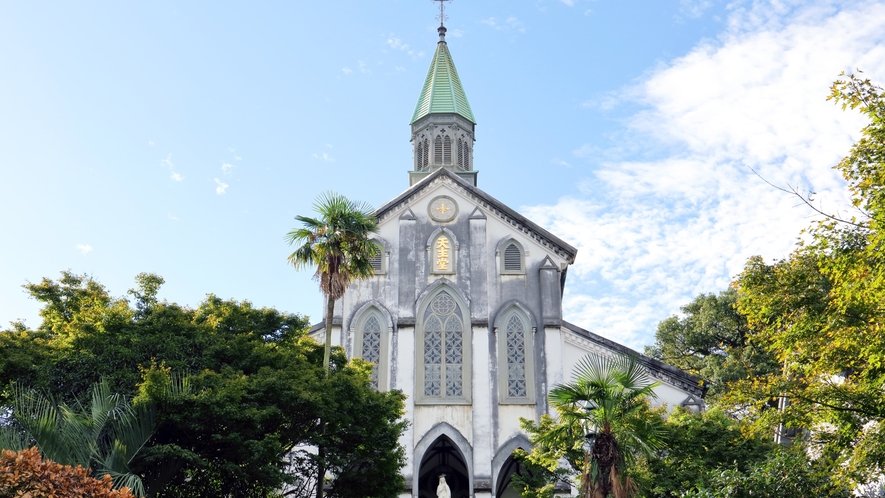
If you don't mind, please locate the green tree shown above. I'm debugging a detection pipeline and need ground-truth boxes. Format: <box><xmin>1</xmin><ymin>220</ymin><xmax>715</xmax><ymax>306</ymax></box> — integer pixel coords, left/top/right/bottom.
<box><xmin>725</xmin><ymin>73</ymin><xmax>885</xmax><ymax>490</ymax></box>
<box><xmin>681</xmin><ymin>445</ymin><xmax>851</xmax><ymax>498</ymax></box>
<box><xmin>521</xmin><ymin>354</ymin><xmax>666</xmax><ymax>498</ymax></box>
<box><xmin>634</xmin><ymin>407</ymin><xmax>773</xmax><ymax>498</ymax></box>
<box><xmin>646</xmin><ymin>288</ymin><xmax>779</xmax><ymax>399</ymax></box>
<box><xmin>285</xmin><ymin>191</ymin><xmax>379</xmax><ymax>373</ymax></box>
<box><xmin>0</xmin><ymin>272</ymin><xmax>407</xmax><ymax>497</ymax></box>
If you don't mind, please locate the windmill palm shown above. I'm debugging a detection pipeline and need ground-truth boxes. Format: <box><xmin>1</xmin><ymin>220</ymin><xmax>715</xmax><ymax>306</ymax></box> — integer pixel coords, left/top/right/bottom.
<box><xmin>549</xmin><ymin>354</ymin><xmax>665</xmax><ymax>498</ymax></box>
<box><xmin>285</xmin><ymin>191</ymin><xmax>379</xmax><ymax>373</ymax></box>
<box><xmin>0</xmin><ymin>379</ymin><xmax>155</xmax><ymax>496</ymax></box>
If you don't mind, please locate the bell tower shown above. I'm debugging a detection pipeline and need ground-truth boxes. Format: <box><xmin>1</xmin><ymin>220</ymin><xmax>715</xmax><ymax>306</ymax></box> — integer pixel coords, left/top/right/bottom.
<box><xmin>409</xmin><ymin>14</ymin><xmax>477</xmax><ymax>187</ymax></box>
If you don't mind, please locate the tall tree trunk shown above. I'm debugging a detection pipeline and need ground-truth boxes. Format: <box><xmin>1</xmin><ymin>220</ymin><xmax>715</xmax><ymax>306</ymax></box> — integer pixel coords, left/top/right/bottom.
<box><xmin>323</xmin><ymin>297</ymin><xmax>335</xmax><ymax>374</ymax></box>
<box><xmin>315</xmin><ymin>443</ymin><xmax>325</xmax><ymax>498</ymax></box>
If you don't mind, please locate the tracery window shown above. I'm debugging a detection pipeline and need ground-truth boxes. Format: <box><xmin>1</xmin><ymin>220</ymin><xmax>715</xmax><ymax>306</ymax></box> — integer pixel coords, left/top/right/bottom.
<box><xmin>496</xmin><ymin>306</ymin><xmax>534</xmax><ymax>403</ymax></box>
<box><xmin>418</xmin><ymin>289</ymin><xmax>471</xmax><ymax>403</ymax></box>
<box><xmin>354</xmin><ymin>308</ymin><xmax>389</xmax><ymax>390</ymax></box>
<box><xmin>505</xmin><ymin>314</ymin><xmax>527</xmax><ymax>397</ymax></box>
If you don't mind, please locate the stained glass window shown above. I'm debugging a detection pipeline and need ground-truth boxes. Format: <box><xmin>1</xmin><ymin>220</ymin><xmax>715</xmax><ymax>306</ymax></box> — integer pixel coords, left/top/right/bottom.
<box><xmin>423</xmin><ymin>291</ymin><xmax>463</xmax><ymax>398</ymax></box>
<box><xmin>506</xmin><ymin>314</ymin><xmax>527</xmax><ymax>397</ymax></box>
<box><xmin>362</xmin><ymin>314</ymin><xmax>382</xmax><ymax>388</ymax></box>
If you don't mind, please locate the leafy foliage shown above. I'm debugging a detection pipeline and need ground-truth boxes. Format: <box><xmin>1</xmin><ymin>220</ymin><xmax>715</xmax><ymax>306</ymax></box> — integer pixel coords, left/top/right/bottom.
<box><xmin>0</xmin><ymin>272</ymin><xmax>408</xmax><ymax>497</ymax></box>
<box><xmin>520</xmin><ymin>354</ymin><xmax>665</xmax><ymax>498</ymax></box>
<box><xmin>1</xmin><ymin>379</ymin><xmax>153</xmax><ymax>495</ymax></box>
<box><xmin>285</xmin><ymin>191</ymin><xmax>378</xmax><ymax>372</ymax></box>
<box><xmin>680</xmin><ymin>445</ymin><xmax>851</xmax><ymax>498</ymax></box>
<box><xmin>724</xmin><ymin>73</ymin><xmax>885</xmax><ymax>489</ymax></box>
<box><xmin>634</xmin><ymin>407</ymin><xmax>773</xmax><ymax>498</ymax></box>
<box><xmin>646</xmin><ymin>288</ymin><xmax>779</xmax><ymax>399</ymax></box>
<box><xmin>0</xmin><ymin>447</ymin><xmax>136</xmax><ymax>498</ymax></box>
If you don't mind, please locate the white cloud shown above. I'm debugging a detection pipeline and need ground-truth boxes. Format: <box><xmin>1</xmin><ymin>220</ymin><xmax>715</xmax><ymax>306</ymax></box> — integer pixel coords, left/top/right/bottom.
<box><xmin>234</xmin><ymin>155</ymin><xmax>242</xmax><ymax>161</ymax></box>
<box><xmin>481</xmin><ymin>16</ymin><xmax>526</xmax><ymax>33</ymax></box>
<box><xmin>214</xmin><ymin>178</ymin><xmax>229</xmax><ymax>195</ymax></box>
<box><xmin>387</xmin><ymin>36</ymin><xmax>410</xmax><ymax>51</ymax></box>
<box><xmin>560</xmin><ymin>0</ymin><xmax>576</xmax><ymax>6</ymax></box>
<box><xmin>312</xmin><ymin>152</ymin><xmax>334</xmax><ymax>163</ymax></box>
<box><xmin>679</xmin><ymin>0</ymin><xmax>713</xmax><ymax>18</ymax></box>
<box><xmin>221</xmin><ymin>163</ymin><xmax>234</xmax><ymax>175</ymax></box>
<box><xmin>342</xmin><ymin>67</ymin><xmax>353</xmax><ymax>75</ymax></box>
<box><xmin>75</xmin><ymin>244</ymin><xmax>92</xmax><ymax>255</ymax></box>
<box><xmin>161</xmin><ymin>153</ymin><xmax>174</xmax><ymax>169</ymax></box>
<box><xmin>447</xmin><ymin>28</ymin><xmax>464</xmax><ymax>38</ymax></box>
<box><xmin>396</xmin><ymin>66</ymin><xmax>406</xmax><ymax>72</ymax></box>
<box><xmin>167</xmin><ymin>213</ymin><xmax>179</xmax><ymax>221</ymax></box>
<box><xmin>148</xmin><ymin>140</ymin><xmax>155</xmax><ymax>146</ymax></box>
<box><xmin>170</xmin><ymin>172</ymin><xmax>183</xmax><ymax>182</ymax></box>
<box><xmin>228</xmin><ymin>147</ymin><xmax>236</xmax><ymax>152</ymax></box>
<box><xmin>358</xmin><ymin>61</ymin><xmax>371</xmax><ymax>74</ymax></box>
<box><xmin>524</xmin><ymin>0</ymin><xmax>885</xmax><ymax>350</ymax></box>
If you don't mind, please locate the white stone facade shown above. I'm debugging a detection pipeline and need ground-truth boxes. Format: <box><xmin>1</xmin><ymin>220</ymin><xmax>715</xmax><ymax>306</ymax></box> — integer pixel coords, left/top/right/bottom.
<box><xmin>308</xmin><ymin>169</ymin><xmax>705</xmax><ymax>498</ymax></box>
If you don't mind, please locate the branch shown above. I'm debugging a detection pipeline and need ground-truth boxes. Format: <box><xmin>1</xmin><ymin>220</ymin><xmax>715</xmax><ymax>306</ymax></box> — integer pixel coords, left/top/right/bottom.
<box><xmin>746</xmin><ymin>165</ymin><xmax>867</xmax><ymax>228</ymax></box>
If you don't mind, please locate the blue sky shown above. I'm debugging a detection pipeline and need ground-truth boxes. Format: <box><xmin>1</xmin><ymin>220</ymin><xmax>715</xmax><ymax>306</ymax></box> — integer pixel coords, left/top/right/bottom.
<box><xmin>2</xmin><ymin>0</ymin><xmax>883</xmax><ymax>350</ymax></box>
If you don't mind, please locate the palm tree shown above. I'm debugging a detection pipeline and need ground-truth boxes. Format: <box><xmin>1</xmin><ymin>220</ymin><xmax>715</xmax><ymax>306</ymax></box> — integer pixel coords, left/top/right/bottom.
<box><xmin>286</xmin><ymin>191</ymin><xmax>379</xmax><ymax>374</ymax></box>
<box><xmin>548</xmin><ymin>354</ymin><xmax>666</xmax><ymax>498</ymax></box>
<box><xmin>0</xmin><ymin>379</ymin><xmax>154</xmax><ymax>496</ymax></box>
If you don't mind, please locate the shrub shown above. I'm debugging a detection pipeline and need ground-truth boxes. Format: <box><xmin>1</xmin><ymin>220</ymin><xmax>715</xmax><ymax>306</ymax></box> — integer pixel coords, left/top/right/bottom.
<box><xmin>0</xmin><ymin>447</ymin><xmax>135</xmax><ymax>498</ymax></box>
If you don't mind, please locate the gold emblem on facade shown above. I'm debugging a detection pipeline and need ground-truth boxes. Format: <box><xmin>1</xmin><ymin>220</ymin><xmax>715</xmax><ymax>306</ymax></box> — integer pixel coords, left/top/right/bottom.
<box><xmin>436</xmin><ymin>236</ymin><xmax>450</xmax><ymax>271</ymax></box>
<box><xmin>428</xmin><ymin>195</ymin><xmax>458</xmax><ymax>222</ymax></box>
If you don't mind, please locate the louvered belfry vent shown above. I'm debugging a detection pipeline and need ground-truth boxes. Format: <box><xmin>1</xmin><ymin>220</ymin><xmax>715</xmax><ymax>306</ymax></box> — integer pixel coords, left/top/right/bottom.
<box><xmin>503</xmin><ymin>243</ymin><xmax>522</xmax><ymax>271</ymax></box>
<box><xmin>369</xmin><ymin>252</ymin><xmax>383</xmax><ymax>272</ymax></box>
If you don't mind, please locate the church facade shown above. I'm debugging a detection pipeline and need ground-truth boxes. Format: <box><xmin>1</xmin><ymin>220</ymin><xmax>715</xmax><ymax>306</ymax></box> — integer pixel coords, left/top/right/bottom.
<box><xmin>311</xmin><ymin>24</ymin><xmax>704</xmax><ymax>498</ymax></box>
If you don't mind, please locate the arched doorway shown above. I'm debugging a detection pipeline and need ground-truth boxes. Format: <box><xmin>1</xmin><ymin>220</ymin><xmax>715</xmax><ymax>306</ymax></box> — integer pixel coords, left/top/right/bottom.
<box><xmin>495</xmin><ymin>454</ymin><xmax>531</xmax><ymax>498</ymax></box>
<box><xmin>417</xmin><ymin>436</ymin><xmax>470</xmax><ymax>498</ymax></box>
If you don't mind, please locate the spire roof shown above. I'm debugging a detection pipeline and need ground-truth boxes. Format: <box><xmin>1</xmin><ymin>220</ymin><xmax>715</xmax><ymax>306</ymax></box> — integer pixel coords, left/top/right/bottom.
<box><xmin>410</xmin><ymin>27</ymin><xmax>475</xmax><ymax>125</ymax></box>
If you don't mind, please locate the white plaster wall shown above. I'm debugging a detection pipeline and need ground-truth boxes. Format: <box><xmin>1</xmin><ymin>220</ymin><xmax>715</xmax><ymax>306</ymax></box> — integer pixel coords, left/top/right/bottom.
<box><xmin>397</xmin><ymin>326</ymin><xmax>417</xmax><ymax>480</ymax></box>
<box><xmin>472</xmin><ymin>326</ymin><xmax>493</xmax><ymax>479</ymax></box>
<box><xmin>497</xmin><ymin>404</ymin><xmax>537</xmax><ymax>441</ymax></box>
<box><xmin>413</xmin><ymin>405</ymin><xmax>474</xmax><ymax>445</ymax></box>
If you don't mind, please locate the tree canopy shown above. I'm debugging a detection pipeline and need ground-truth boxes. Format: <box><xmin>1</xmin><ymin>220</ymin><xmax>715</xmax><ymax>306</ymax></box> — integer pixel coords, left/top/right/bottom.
<box><xmin>0</xmin><ymin>272</ymin><xmax>407</xmax><ymax>497</ymax></box>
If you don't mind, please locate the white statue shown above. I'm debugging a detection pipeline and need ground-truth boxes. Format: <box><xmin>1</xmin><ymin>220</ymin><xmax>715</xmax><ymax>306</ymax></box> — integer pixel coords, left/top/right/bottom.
<box><xmin>436</xmin><ymin>475</ymin><xmax>451</xmax><ymax>498</ymax></box>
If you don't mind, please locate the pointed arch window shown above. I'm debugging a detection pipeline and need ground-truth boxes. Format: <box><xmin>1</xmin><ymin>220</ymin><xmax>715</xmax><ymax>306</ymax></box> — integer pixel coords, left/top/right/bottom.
<box><xmin>416</xmin><ymin>141</ymin><xmax>424</xmax><ymax>170</ymax></box>
<box><xmin>496</xmin><ymin>306</ymin><xmax>535</xmax><ymax>403</ymax></box>
<box><xmin>464</xmin><ymin>143</ymin><xmax>470</xmax><ymax>170</ymax></box>
<box><xmin>457</xmin><ymin>138</ymin><xmax>464</xmax><ymax>170</ymax></box>
<box><xmin>422</xmin><ymin>138</ymin><xmax>429</xmax><ymax>169</ymax></box>
<box><xmin>434</xmin><ymin>135</ymin><xmax>443</xmax><ymax>164</ymax></box>
<box><xmin>443</xmin><ymin>136</ymin><xmax>452</xmax><ymax>164</ymax></box>
<box><xmin>354</xmin><ymin>308</ymin><xmax>390</xmax><ymax>390</ymax></box>
<box><xmin>367</xmin><ymin>241</ymin><xmax>385</xmax><ymax>275</ymax></box>
<box><xmin>501</xmin><ymin>240</ymin><xmax>525</xmax><ymax>274</ymax></box>
<box><xmin>417</xmin><ymin>289</ymin><xmax>472</xmax><ymax>403</ymax></box>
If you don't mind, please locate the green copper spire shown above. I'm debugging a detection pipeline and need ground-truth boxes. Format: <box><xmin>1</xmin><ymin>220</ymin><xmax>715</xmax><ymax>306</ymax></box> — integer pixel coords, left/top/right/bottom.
<box><xmin>410</xmin><ymin>26</ymin><xmax>475</xmax><ymax>125</ymax></box>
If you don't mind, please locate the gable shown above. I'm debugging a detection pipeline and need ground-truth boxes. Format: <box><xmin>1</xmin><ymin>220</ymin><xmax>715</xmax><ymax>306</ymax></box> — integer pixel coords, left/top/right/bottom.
<box><xmin>374</xmin><ymin>168</ymin><xmax>577</xmax><ymax>267</ymax></box>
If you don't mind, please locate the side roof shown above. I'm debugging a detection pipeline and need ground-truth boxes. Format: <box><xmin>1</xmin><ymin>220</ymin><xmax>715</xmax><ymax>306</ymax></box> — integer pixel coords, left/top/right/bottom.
<box><xmin>375</xmin><ymin>167</ymin><xmax>577</xmax><ymax>264</ymax></box>
<box><xmin>562</xmin><ymin>320</ymin><xmax>708</xmax><ymax>398</ymax></box>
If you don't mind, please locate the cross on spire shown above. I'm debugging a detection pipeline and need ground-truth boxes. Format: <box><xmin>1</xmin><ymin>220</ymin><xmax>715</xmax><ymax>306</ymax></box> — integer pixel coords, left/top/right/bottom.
<box><xmin>433</xmin><ymin>0</ymin><xmax>451</xmax><ymax>27</ymax></box>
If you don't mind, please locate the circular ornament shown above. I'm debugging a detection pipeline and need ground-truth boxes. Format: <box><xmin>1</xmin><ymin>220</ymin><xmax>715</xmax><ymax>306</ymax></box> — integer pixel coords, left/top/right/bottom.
<box><xmin>428</xmin><ymin>195</ymin><xmax>458</xmax><ymax>223</ymax></box>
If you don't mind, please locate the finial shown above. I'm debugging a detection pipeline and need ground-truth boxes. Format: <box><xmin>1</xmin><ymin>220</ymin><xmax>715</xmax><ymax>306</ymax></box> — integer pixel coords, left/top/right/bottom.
<box><xmin>433</xmin><ymin>0</ymin><xmax>451</xmax><ymax>27</ymax></box>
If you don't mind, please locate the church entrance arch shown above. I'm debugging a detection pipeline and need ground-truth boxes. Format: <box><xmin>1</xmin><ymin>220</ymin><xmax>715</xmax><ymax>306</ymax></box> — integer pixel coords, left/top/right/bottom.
<box><xmin>495</xmin><ymin>454</ymin><xmax>531</xmax><ymax>498</ymax></box>
<box><xmin>417</xmin><ymin>435</ymin><xmax>470</xmax><ymax>498</ymax></box>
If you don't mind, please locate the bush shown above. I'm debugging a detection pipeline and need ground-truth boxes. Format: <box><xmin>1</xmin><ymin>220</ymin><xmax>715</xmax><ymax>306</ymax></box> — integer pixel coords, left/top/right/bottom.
<box><xmin>0</xmin><ymin>447</ymin><xmax>135</xmax><ymax>498</ymax></box>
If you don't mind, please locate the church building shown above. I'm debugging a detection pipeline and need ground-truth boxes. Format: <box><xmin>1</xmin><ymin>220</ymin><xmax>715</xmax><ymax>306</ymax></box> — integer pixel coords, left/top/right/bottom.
<box><xmin>312</xmin><ymin>19</ymin><xmax>705</xmax><ymax>498</ymax></box>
